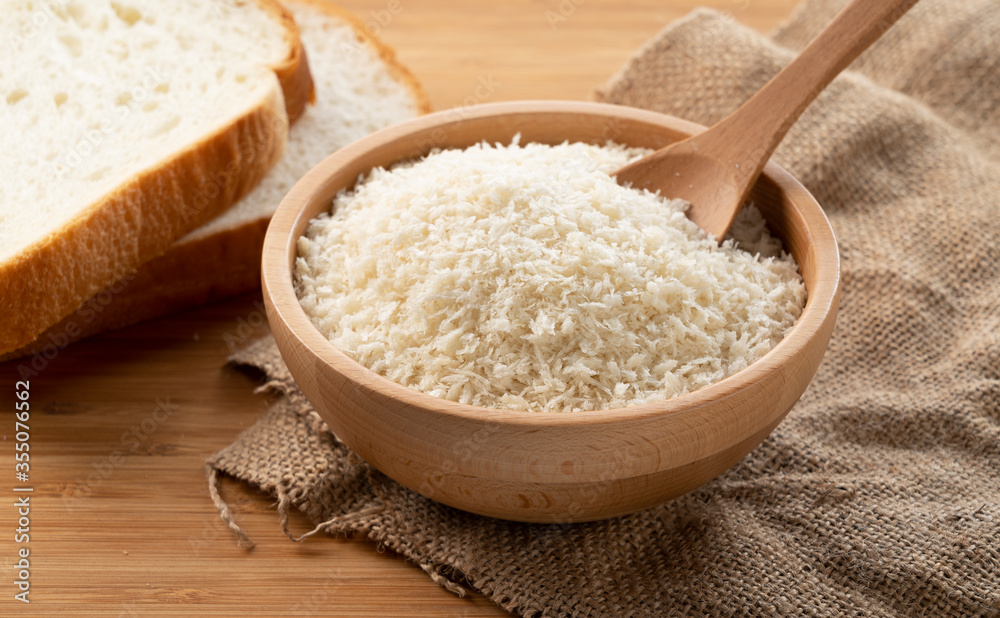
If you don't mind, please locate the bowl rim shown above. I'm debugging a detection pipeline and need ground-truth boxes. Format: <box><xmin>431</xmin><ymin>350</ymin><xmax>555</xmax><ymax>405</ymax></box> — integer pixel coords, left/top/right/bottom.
<box><xmin>262</xmin><ymin>100</ymin><xmax>840</xmax><ymax>428</ymax></box>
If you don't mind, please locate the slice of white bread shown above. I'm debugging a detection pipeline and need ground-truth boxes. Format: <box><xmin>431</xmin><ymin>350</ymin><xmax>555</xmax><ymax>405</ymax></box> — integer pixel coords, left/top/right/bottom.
<box><xmin>0</xmin><ymin>0</ymin><xmax>314</xmax><ymax>354</ymax></box>
<box><xmin>5</xmin><ymin>0</ymin><xmax>430</xmax><ymax>361</ymax></box>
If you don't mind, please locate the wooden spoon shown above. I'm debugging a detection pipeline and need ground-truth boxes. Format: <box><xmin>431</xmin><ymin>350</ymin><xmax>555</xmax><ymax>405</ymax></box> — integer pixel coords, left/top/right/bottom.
<box><xmin>614</xmin><ymin>0</ymin><xmax>919</xmax><ymax>240</ymax></box>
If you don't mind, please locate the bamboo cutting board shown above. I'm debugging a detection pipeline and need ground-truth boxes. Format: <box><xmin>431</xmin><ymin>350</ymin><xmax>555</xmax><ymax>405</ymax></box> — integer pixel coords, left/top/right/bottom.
<box><xmin>0</xmin><ymin>1</ymin><xmax>796</xmax><ymax>614</ymax></box>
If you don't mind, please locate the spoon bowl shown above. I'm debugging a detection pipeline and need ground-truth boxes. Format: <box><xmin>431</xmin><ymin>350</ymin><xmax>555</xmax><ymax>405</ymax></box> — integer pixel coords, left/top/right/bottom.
<box><xmin>262</xmin><ymin>100</ymin><xmax>840</xmax><ymax>523</ymax></box>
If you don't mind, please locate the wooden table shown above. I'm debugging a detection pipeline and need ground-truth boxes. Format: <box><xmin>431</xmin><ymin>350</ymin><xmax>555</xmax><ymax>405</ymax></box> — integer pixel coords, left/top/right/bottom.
<box><xmin>1</xmin><ymin>1</ymin><xmax>796</xmax><ymax>614</ymax></box>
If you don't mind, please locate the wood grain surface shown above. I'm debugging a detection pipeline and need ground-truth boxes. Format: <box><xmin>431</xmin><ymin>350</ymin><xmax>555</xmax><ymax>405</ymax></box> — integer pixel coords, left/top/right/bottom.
<box><xmin>0</xmin><ymin>1</ymin><xmax>797</xmax><ymax>614</ymax></box>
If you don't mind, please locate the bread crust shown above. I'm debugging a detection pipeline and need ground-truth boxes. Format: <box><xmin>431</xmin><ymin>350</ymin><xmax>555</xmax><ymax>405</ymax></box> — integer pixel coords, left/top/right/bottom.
<box><xmin>2</xmin><ymin>218</ymin><xmax>270</xmax><ymax>363</ymax></box>
<box><xmin>2</xmin><ymin>0</ymin><xmax>427</xmax><ymax>360</ymax></box>
<box><xmin>263</xmin><ymin>0</ymin><xmax>317</xmax><ymax>122</ymax></box>
<box><xmin>0</xmin><ymin>0</ymin><xmax>314</xmax><ymax>355</ymax></box>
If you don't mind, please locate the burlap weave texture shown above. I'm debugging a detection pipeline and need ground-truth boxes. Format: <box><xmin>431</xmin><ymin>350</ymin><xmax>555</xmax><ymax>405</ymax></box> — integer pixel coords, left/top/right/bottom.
<box><xmin>209</xmin><ymin>1</ymin><xmax>1000</xmax><ymax>615</ymax></box>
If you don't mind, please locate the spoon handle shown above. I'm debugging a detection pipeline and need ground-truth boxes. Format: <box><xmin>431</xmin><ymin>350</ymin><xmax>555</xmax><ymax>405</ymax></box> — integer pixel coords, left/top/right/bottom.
<box><xmin>615</xmin><ymin>0</ymin><xmax>920</xmax><ymax>240</ymax></box>
<box><xmin>697</xmin><ymin>0</ymin><xmax>919</xmax><ymax>186</ymax></box>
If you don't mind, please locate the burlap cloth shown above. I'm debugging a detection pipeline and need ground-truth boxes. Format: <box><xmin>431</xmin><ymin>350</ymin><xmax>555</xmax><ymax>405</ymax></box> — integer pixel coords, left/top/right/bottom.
<box><xmin>208</xmin><ymin>0</ymin><xmax>1000</xmax><ymax>614</ymax></box>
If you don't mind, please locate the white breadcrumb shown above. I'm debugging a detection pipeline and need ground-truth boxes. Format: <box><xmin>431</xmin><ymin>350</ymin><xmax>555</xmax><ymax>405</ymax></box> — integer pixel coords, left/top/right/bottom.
<box><xmin>296</xmin><ymin>140</ymin><xmax>806</xmax><ymax>412</ymax></box>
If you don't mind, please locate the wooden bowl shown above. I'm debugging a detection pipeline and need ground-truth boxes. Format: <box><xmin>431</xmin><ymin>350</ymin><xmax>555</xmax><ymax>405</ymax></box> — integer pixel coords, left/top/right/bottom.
<box><xmin>262</xmin><ymin>101</ymin><xmax>840</xmax><ymax>523</ymax></box>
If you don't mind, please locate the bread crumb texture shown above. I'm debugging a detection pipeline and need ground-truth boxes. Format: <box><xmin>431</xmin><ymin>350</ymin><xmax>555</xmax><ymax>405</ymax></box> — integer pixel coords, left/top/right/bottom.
<box><xmin>296</xmin><ymin>141</ymin><xmax>806</xmax><ymax>412</ymax></box>
<box><xmin>187</xmin><ymin>0</ymin><xmax>426</xmax><ymax>241</ymax></box>
<box><xmin>0</xmin><ymin>0</ymin><xmax>291</xmax><ymax>261</ymax></box>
